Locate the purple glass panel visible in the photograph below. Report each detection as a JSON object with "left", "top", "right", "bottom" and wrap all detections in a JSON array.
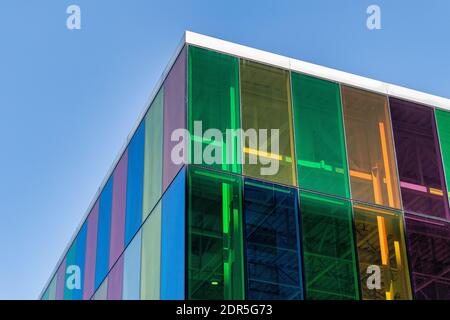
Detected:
[
  {"left": 83, "top": 200, "right": 99, "bottom": 300},
  {"left": 107, "top": 256, "right": 124, "bottom": 300},
  {"left": 405, "top": 213, "right": 450, "bottom": 299},
  {"left": 109, "top": 151, "right": 128, "bottom": 268},
  {"left": 55, "top": 257, "right": 66, "bottom": 300},
  {"left": 163, "top": 47, "right": 186, "bottom": 192},
  {"left": 390, "top": 98, "right": 449, "bottom": 219}
]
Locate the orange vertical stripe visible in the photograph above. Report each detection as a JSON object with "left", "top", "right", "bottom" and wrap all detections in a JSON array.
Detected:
[
  {"left": 377, "top": 215, "right": 389, "bottom": 266},
  {"left": 379, "top": 122, "right": 395, "bottom": 207}
]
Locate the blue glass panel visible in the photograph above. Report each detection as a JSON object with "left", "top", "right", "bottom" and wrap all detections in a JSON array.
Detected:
[
  {"left": 125, "top": 122, "right": 145, "bottom": 246},
  {"left": 95, "top": 177, "right": 113, "bottom": 290},
  {"left": 161, "top": 168, "right": 186, "bottom": 299},
  {"left": 64, "top": 242, "right": 76, "bottom": 300},
  {"left": 123, "top": 230, "right": 142, "bottom": 300},
  {"left": 243, "top": 179, "right": 304, "bottom": 299}
]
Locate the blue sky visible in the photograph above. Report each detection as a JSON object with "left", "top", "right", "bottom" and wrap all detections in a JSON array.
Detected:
[{"left": 1, "top": 0, "right": 449, "bottom": 299}]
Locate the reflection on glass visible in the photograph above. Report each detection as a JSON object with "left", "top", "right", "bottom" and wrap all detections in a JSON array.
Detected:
[
  {"left": 405, "top": 214, "right": 450, "bottom": 300},
  {"left": 353, "top": 204, "right": 412, "bottom": 300},
  {"left": 299, "top": 191, "right": 359, "bottom": 299},
  {"left": 187, "top": 167, "right": 245, "bottom": 300},
  {"left": 244, "top": 179, "right": 303, "bottom": 300},
  {"left": 341, "top": 86, "right": 401, "bottom": 209},
  {"left": 292, "top": 73, "right": 350, "bottom": 198},
  {"left": 188, "top": 46, "right": 241, "bottom": 174},
  {"left": 240, "top": 59, "right": 296, "bottom": 186}
]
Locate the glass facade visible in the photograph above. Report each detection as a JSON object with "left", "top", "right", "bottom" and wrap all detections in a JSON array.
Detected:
[
  {"left": 243, "top": 179, "right": 303, "bottom": 300},
  {"left": 188, "top": 46, "right": 241, "bottom": 174},
  {"left": 341, "top": 86, "right": 401, "bottom": 209},
  {"left": 240, "top": 59, "right": 297, "bottom": 186},
  {"left": 436, "top": 109, "right": 450, "bottom": 207},
  {"left": 353, "top": 204, "right": 411, "bottom": 300},
  {"left": 143, "top": 89, "right": 164, "bottom": 221},
  {"left": 291, "top": 73, "right": 350, "bottom": 198},
  {"left": 125, "top": 122, "right": 145, "bottom": 247},
  {"left": 390, "top": 98, "right": 449, "bottom": 219},
  {"left": 141, "top": 202, "right": 162, "bottom": 300},
  {"left": 187, "top": 167, "right": 245, "bottom": 300},
  {"left": 41, "top": 39, "right": 450, "bottom": 301},
  {"left": 299, "top": 192, "right": 359, "bottom": 300},
  {"left": 95, "top": 177, "right": 113, "bottom": 291},
  {"left": 163, "top": 48, "right": 186, "bottom": 191},
  {"left": 404, "top": 214, "right": 450, "bottom": 299},
  {"left": 160, "top": 169, "right": 186, "bottom": 299}
]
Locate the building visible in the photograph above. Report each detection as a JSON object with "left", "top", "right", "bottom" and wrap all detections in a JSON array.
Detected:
[{"left": 40, "top": 31, "right": 450, "bottom": 300}]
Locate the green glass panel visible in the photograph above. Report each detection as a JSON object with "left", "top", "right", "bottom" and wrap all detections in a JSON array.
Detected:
[
  {"left": 187, "top": 167, "right": 245, "bottom": 300},
  {"left": 299, "top": 191, "right": 359, "bottom": 300},
  {"left": 188, "top": 46, "right": 241, "bottom": 174},
  {"left": 140, "top": 202, "right": 162, "bottom": 300},
  {"left": 435, "top": 109, "right": 450, "bottom": 202},
  {"left": 143, "top": 88, "right": 164, "bottom": 220},
  {"left": 240, "top": 59, "right": 297, "bottom": 186},
  {"left": 292, "top": 73, "right": 350, "bottom": 198}
]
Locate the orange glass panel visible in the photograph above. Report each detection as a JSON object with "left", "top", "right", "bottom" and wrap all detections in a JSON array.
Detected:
[{"left": 341, "top": 86, "right": 401, "bottom": 209}]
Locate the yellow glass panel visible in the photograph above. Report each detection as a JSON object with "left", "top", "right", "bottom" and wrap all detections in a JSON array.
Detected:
[
  {"left": 341, "top": 86, "right": 401, "bottom": 209},
  {"left": 353, "top": 204, "right": 412, "bottom": 300},
  {"left": 240, "top": 59, "right": 296, "bottom": 186}
]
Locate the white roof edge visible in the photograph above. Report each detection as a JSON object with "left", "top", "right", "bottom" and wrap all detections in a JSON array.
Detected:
[
  {"left": 185, "top": 31, "right": 450, "bottom": 110},
  {"left": 39, "top": 32, "right": 187, "bottom": 299}
]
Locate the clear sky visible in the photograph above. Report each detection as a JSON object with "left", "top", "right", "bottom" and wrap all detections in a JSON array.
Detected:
[{"left": 1, "top": 0, "right": 449, "bottom": 299}]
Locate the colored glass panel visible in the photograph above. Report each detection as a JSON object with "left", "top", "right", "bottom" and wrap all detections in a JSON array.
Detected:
[
  {"left": 122, "top": 230, "right": 141, "bottom": 300},
  {"left": 341, "top": 86, "right": 401, "bottom": 209},
  {"left": 72, "top": 222, "right": 87, "bottom": 300},
  {"left": 95, "top": 177, "right": 113, "bottom": 290},
  {"left": 436, "top": 109, "right": 450, "bottom": 207},
  {"left": 64, "top": 238, "right": 77, "bottom": 300},
  {"left": 143, "top": 88, "right": 164, "bottom": 221},
  {"left": 125, "top": 122, "right": 145, "bottom": 246},
  {"left": 240, "top": 59, "right": 296, "bottom": 186},
  {"left": 405, "top": 214, "right": 450, "bottom": 299},
  {"left": 83, "top": 200, "right": 99, "bottom": 300},
  {"left": 187, "top": 167, "right": 245, "bottom": 300},
  {"left": 163, "top": 47, "right": 186, "bottom": 191},
  {"left": 244, "top": 179, "right": 303, "bottom": 300},
  {"left": 107, "top": 256, "right": 124, "bottom": 300},
  {"left": 299, "top": 192, "right": 359, "bottom": 299},
  {"left": 353, "top": 204, "right": 412, "bottom": 300},
  {"left": 161, "top": 168, "right": 186, "bottom": 299},
  {"left": 390, "top": 98, "right": 449, "bottom": 219},
  {"left": 55, "top": 257, "right": 66, "bottom": 300},
  {"left": 188, "top": 46, "right": 241, "bottom": 174},
  {"left": 109, "top": 151, "right": 128, "bottom": 268},
  {"left": 141, "top": 202, "right": 162, "bottom": 300},
  {"left": 291, "top": 73, "right": 350, "bottom": 198}
]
